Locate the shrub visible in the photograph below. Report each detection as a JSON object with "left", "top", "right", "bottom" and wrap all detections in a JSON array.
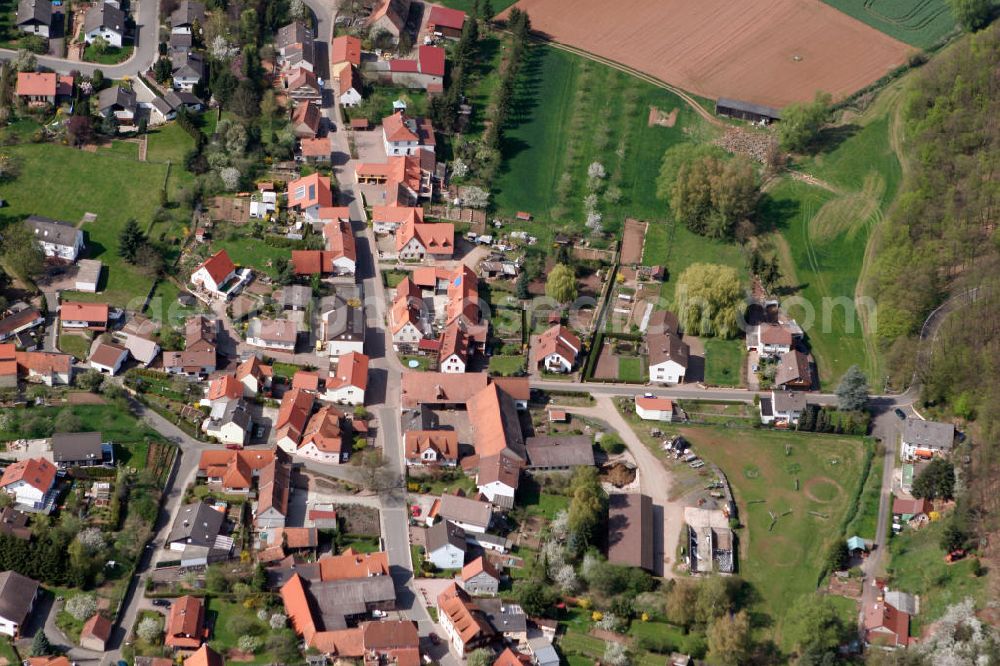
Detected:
[
  {"left": 238, "top": 635, "right": 264, "bottom": 654},
  {"left": 66, "top": 594, "right": 97, "bottom": 621},
  {"left": 136, "top": 615, "right": 163, "bottom": 643}
]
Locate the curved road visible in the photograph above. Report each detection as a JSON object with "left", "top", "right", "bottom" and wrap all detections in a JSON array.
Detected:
[{"left": 0, "top": 0, "right": 160, "bottom": 77}]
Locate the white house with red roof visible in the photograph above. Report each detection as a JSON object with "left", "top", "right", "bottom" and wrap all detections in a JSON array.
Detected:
[
  {"left": 395, "top": 218, "right": 454, "bottom": 260},
  {"left": 60, "top": 302, "right": 109, "bottom": 331},
  {"left": 0, "top": 457, "right": 56, "bottom": 508},
  {"left": 381, "top": 111, "right": 435, "bottom": 156},
  {"left": 324, "top": 351, "right": 368, "bottom": 406},
  {"left": 438, "top": 323, "right": 470, "bottom": 374},
  {"left": 635, "top": 396, "right": 674, "bottom": 422},
  {"left": 331, "top": 35, "right": 361, "bottom": 77},
  {"left": 322, "top": 219, "right": 357, "bottom": 276},
  {"left": 296, "top": 406, "right": 348, "bottom": 464},
  {"left": 535, "top": 324, "right": 581, "bottom": 373},
  {"left": 287, "top": 173, "right": 334, "bottom": 221},
  {"left": 190, "top": 249, "right": 237, "bottom": 296}
]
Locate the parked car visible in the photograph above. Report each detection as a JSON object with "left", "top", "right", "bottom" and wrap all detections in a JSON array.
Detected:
[
  {"left": 152, "top": 599, "right": 171, "bottom": 607},
  {"left": 894, "top": 408, "right": 906, "bottom": 420}
]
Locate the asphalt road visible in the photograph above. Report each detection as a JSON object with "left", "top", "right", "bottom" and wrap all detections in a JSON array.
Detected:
[{"left": 0, "top": 0, "right": 160, "bottom": 77}]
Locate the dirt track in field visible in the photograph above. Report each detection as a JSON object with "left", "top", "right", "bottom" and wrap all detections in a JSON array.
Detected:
[{"left": 508, "top": 0, "right": 913, "bottom": 107}]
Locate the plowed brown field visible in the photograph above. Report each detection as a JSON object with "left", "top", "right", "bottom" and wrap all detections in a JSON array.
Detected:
[{"left": 509, "top": 0, "right": 913, "bottom": 107}]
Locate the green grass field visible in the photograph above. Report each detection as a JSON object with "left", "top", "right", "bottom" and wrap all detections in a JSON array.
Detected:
[
  {"left": 617, "top": 355, "right": 643, "bottom": 382},
  {"left": 6, "top": 404, "right": 168, "bottom": 444},
  {"left": 58, "top": 332, "right": 92, "bottom": 359},
  {"left": 679, "top": 425, "right": 866, "bottom": 647},
  {"left": 703, "top": 338, "right": 744, "bottom": 386},
  {"left": 846, "top": 451, "right": 884, "bottom": 540},
  {"left": 488, "top": 354, "right": 526, "bottom": 376},
  {"left": 494, "top": 44, "right": 711, "bottom": 242},
  {"left": 761, "top": 102, "right": 901, "bottom": 388},
  {"left": 819, "top": 0, "right": 956, "bottom": 48},
  {"left": 645, "top": 222, "right": 746, "bottom": 302},
  {"left": 0, "top": 133, "right": 189, "bottom": 308},
  {"left": 438, "top": 0, "right": 517, "bottom": 15},
  {"left": 887, "top": 519, "right": 986, "bottom": 633}
]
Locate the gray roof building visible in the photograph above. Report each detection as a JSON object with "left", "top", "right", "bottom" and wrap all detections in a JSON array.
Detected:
[
  {"left": 772, "top": 390, "right": 807, "bottom": 413},
  {"left": 525, "top": 435, "right": 595, "bottom": 470},
  {"left": 426, "top": 519, "right": 466, "bottom": 554},
  {"left": 301, "top": 576, "right": 396, "bottom": 631},
  {"left": 97, "top": 85, "right": 137, "bottom": 115},
  {"left": 24, "top": 215, "right": 78, "bottom": 250},
  {"left": 16, "top": 0, "right": 51, "bottom": 28},
  {"left": 0, "top": 570, "right": 39, "bottom": 628},
  {"left": 170, "top": 51, "right": 205, "bottom": 79},
  {"left": 168, "top": 501, "right": 225, "bottom": 548},
  {"left": 438, "top": 494, "right": 492, "bottom": 531},
  {"left": 607, "top": 493, "right": 654, "bottom": 572},
  {"left": 281, "top": 284, "right": 312, "bottom": 310},
  {"left": 476, "top": 598, "right": 526, "bottom": 635},
  {"left": 902, "top": 419, "right": 955, "bottom": 451},
  {"left": 170, "top": 0, "right": 204, "bottom": 28},
  {"left": 648, "top": 331, "right": 689, "bottom": 369},
  {"left": 51, "top": 431, "right": 103, "bottom": 465},
  {"left": 84, "top": 2, "right": 125, "bottom": 36}
]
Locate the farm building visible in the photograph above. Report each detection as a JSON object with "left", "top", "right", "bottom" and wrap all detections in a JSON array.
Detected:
[{"left": 715, "top": 97, "right": 781, "bottom": 123}]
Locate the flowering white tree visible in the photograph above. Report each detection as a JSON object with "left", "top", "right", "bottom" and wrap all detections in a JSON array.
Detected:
[
  {"left": 917, "top": 598, "right": 1000, "bottom": 663},
  {"left": 462, "top": 186, "right": 490, "bottom": 209},
  {"left": 136, "top": 616, "right": 162, "bottom": 642},
  {"left": 66, "top": 595, "right": 97, "bottom": 621},
  {"left": 210, "top": 35, "right": 231, "bottom": 60},
  {"left": 586, "top": 211, "right": 603, "bottom": 231},
  {"left": 554, "top": 564, "right": 579, "bottom": 594},
  {"left": 451, "top": 158, "right": 469, "bottom": 179},
  {"left": 256, "top": 609, "right": 269, "bottom": 621},
  {"left": 76, "top": 528, "right": 106, "bottom": 553},
  {"left": 220, "top": 167, "right": 241, "bottom": 190},
  {"left": 604, "top": 641, "right": 630, "bottom": 666},
  {"left": 269, "top": 613, "right": 287, "bottom": 629},
  {"left": 550, "top": 510, "right": 570, "bottom": 541},
  {"left": 588, "top": 161, "right": 606, "bottom": 180},
  {"left": 595, "top": 613, "right": 620, "bottom": 631},
  {"left": 238, "top": 635, "right": 264, "bottom": 653},
  {"left": 581, "top": 552, "right": 601, "bottom": 579}
]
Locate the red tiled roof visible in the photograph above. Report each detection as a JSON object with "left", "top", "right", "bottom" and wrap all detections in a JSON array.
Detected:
[
  {"left": 396, "top": 219, "right": 455, "bottom": 255},
  {"left": 636, "top": 396, "right": 673, "bottom": 411},
  {"left": 183, "top": 645, "right": 223, "bottom": 666},
  {"left": 80, "top": 614, "right": 112, "bottom": 642},
  {"left": 427, "top": 6, "right": 466, "bottom": 31},
  {"left": 291, "top": 100, "right": 321, "bottom": 132},
  {"left": 323, "top": 219, "right": 356, "bottom": 263},
  {"left": 194, "top": 249, "right": 236, "bottom": 284},
  {"left": 198, "top": 449, "right": 277, "bottom": 489},
  {"left": 16, "top": 72, "right": 57, "bottom": 97},
  {"left": 60, "top": 301, "right": 109, "bottom": 323},
  {"left": 404, "top": 430, "right": 459, "bottom": 462},
  {"left": 281, "top": 574, "right": 316, "bottom": 641},
  {"left": 300, "top": 136, "right": 331, "bottom": 157},
  {"left": 331, "top": 35, "right": 361, "bottom": 65},
  {"left": 892, "top": 497, "right": 932, "bottom": 516},
  {"left": 208, "top": 373, "right": 242, "bottom": 400},
  {"left": 0, "top": 457, "right": 56, "bottom": 493},
  {"left": 291, "top": 249, "right": 335, "bottom": 275},
  {"left": 461, "top": 555, "right": 498, "bottom": 582},
  {"left": 275, "top": 388, "right": 315, "bottom": 445},
  {"left": 864, "top": 601, "right": 909, "bottom": 646},
  {"left": 287, "top": 172, "right": 333, "bottom": 210},
  {"left": 300, "top": 405, "right": 345, "bottom": 454},
  {"left": 327, "top": 351, "right": 369, "bottom": 391},
  {"left": 317, "top": 548, "right": 390, "bottom": 580},
  {"left": 382, "top": 111, "right": 420, "bottom": 142},
  {"left": 165, "top": 595, "right": 204, "bottom": 649},
  {"left": 292, "top": 370, "right": 321, "bottom": 391},
  {"left": 89, "top": 342, "right": 127, "bottom": 367},
  {"left": 270, "top": 526, "right": 318, "bottom": 549},
  {"left": 417, "top": 45, "right": 446, "bottom": 77},
  {"left": 373, "top": 206, "right": 424, "bottom": 225}
]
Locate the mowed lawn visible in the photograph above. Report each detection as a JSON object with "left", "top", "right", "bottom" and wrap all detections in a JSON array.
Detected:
[
  {"left": 761, "top": 104, "right": 901, "bottom": 388},
  {"left": 703, "top": 338, "right": 744, "bottom": 386},
  {"left": 680, "top": 425, "right": 866, "bottom": 647},
  {"left": 0, "top": 139, "right": 185, "bottom": 308},
  {"left": 494, "top": 44, "right": 708, "bottom": 241},
  {"left": 818, "top": 0, "right": 955, "bottom": 48}
]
